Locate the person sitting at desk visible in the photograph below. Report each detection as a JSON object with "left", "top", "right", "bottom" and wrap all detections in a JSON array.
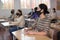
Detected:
[
  {"left": 9, "top": 9, "right": 25, "bottom": 40},
  {"left": 31, "top": 7, "right": 40, "bottom": 20},
  {"left": 25, "top": 4, "right": 52, "bottom": 36},
  {"left": 8, "top": 9, "right": 15, "bottom": 21},
  {"left": 52, "top": 8, "right": 57, "bottom": 19}
]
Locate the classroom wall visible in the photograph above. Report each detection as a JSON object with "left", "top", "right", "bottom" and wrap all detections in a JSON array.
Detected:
[
  {"left": 0, "top": 0, "right": 31, "bottom": 17},
  {"left": 0, "top": 0, "right": 60, "bottom": 17}
]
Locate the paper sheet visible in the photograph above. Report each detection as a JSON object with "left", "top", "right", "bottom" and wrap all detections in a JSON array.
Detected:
[
  {"left": 21, "top": 36, "right": 35, "bottom": 40},
  {"left": 25, "top": 19, "right": 35, "bottom": 21},
  {"left": 21, "top": 29, "right": 35, "bottom": 40},
  {"left": 1, "top": 22, "right": 10, "bottom": 26},
  {"left": 24, "top": 36, "right": 35, "bottom": 40}
]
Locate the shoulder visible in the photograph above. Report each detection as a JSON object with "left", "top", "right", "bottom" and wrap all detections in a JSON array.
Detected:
[
  {"left": 20, "top": 15, "right": 24, "bottom": 18},
  {"left": 19, "top": 15, "right": 24, "bottom": 19}
]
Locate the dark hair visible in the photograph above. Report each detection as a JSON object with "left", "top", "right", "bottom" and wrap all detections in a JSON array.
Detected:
[
  {"left": 53, "top": 8, "right": 56, "bottom": 12},
  {"left": 18, "top": 9, "right": 22, "bottom": 15},
  {"left": 50, "top": 19, "right": 57, "bottom": 23},
  {"left": 34, "top": 7, "right": 38, "bottom": 12},
  {"left": 16, "top": 9, "right": 22, "bottom": 17},
  {"left": 31, "top": 9, "right": 33, "bottom": 10},
  {"left": 39, "top": 4, "right": 49, "bottom": 14},
  {"left": 11, "top": 9, "right": 15, "bottom": 14},
  {"left": 53, "top": 8, "right": 56, "bottom": 10}
]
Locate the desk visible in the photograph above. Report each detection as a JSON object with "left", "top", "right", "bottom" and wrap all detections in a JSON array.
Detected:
[
  {"left": 0, "top": 19, "right": 11, "bottom": 40},
  {"left": 51, "top": 23, "right": 60, "bottom": 40},
  {"left": 12, "top": 29, "right": 51, "bottom": 40}
]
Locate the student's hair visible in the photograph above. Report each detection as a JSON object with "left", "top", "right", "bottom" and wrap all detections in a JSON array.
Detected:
[
  {"left": 39, "top": 4, "right": 49, "bottom": 15},
  {"left": 16, "top": 9, "right": 22, "bottom": 17},
  {"left": 34, "top": 7, "right": 38, "bottom": 12},
  {"left": 31, "top": 9, "right": 33, "bottom": 10},
  {"left": 18, "top": 9, "right": 22, "bottom": 14},
  {"left": 11, "top": 9, "right": 15, "bottom": 14},
  {"left": 53, "top": 8, "right": 56, "bottom": 13},
  {"left": 50, "top": 19, "right": 57, "bottom": 23}
]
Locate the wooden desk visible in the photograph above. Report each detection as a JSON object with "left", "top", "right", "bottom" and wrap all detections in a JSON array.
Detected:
[
  {"left": 12, "top": 29, "right": 51, "bottom": 40},
  {"left": 0, "top": 19, "right": 11, "bottom": 40},
  {"left": 51, "top": 23, "right": 60, "bottom": 40}
]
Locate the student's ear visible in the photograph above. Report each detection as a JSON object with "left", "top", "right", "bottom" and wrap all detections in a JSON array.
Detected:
[{"left": 41, "top": 9, "right": 44, "bottom": 13}]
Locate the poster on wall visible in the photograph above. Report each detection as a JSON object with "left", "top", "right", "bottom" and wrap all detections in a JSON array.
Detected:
[{"left": 57, "top": 0, "right": 60, "bottom": 10}]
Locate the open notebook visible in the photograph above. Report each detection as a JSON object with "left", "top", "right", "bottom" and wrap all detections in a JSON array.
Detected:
[
  {"left": 25, "top": 19, "right": 35, "bottom": 21},
  {"left": 21, "top": 36, "right": 35, "bottom": 40},
  {"left": 12, "top": 28, "right": 35, "bottom": 40},
  {"left": 1, "top": 22, "right": 10, "bottom": 26}
]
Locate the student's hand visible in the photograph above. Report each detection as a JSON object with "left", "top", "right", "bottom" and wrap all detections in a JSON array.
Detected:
[
  {"left": 25, "top": 31, "right": 47, "bottom": 36},
  {"left": 25, "top": 31, "right": 35, "bottom": 35}
]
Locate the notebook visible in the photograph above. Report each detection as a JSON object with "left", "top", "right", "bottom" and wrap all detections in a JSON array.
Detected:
[{"left": 1, "top": 22, "right": 10, "bottom": 26}]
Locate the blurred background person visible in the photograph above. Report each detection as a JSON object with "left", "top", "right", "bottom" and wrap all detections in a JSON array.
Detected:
[
  {"left": 8, "top": 9, "right": 15, "bottom": 21},
  {"left": 31, "top": 7, "right": 40, "bottom": 20},
  {"left": 52, "top": 8, "right": 57, "bottom": 19}
]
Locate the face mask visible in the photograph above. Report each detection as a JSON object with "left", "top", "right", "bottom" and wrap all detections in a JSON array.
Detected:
[
  {"left": 16, "top": 13, "right": 19, "bottom": 16},
  {"left": 16, "top": 13, "right": 22, "bottom": 17}
]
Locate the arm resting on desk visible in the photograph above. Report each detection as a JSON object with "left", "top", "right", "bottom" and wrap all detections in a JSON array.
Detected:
[
  {"left": 26, "top": 31, "right": 47, "bottom": 36},
  {"left": 10, "top": 22, "right": 19, "bottom": 25}
]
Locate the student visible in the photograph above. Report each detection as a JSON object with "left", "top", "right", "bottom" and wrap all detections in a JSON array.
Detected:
[
  {"left": 14, "top": 9, "right": 25, "bottom": 28},
  {"left": 31, "top": 7, "right": 39, "bottom": 19},
  {"left": 9, "top": 9, "right": 25, "bottom": 40},
  {"left": 25, "top": 4, "right": 52, "bottom": 36},
  {"left": 52, "top": 8, "right": 57, "bottom": 19},
  {"left": 9, "top": 9, "right": 15, "bottom": 21},
  {"left": 49, "top": 8, "right": 57, "bottom": 19}
]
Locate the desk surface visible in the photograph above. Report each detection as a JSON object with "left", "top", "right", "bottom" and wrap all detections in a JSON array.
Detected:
[
  {"left": 12, "top": 29, "right": 51, "bottom": 40},
  {"left": 0, "top": 19, "right": 11, "bottom": 40}
]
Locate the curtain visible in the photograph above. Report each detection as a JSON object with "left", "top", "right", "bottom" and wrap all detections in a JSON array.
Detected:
[
  {"left": 1, "top": 0, "right": 14, "bottom": 9},
  {"left": 20, "top": 0, "right": 50, "bottom": 9}
]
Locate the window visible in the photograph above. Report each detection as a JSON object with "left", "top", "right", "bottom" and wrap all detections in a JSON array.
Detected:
[
  {"left": 21, "top": 0, "right": 31, "bottom": 9},
  {"left": 20, "top": 0, "right": 50, "bottom": 9},
  {"left": 1, "top": 0, "right": 14, "bottom": 9}
]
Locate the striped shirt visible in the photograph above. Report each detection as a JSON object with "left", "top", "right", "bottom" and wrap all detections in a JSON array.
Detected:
[{"left": 34, "top": 14, "right": 51, "bottom": 33}]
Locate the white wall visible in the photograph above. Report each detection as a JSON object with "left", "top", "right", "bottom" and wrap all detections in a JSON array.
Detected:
[{"left": 0, "top": 0, "right": 60, "bottom": 17}]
